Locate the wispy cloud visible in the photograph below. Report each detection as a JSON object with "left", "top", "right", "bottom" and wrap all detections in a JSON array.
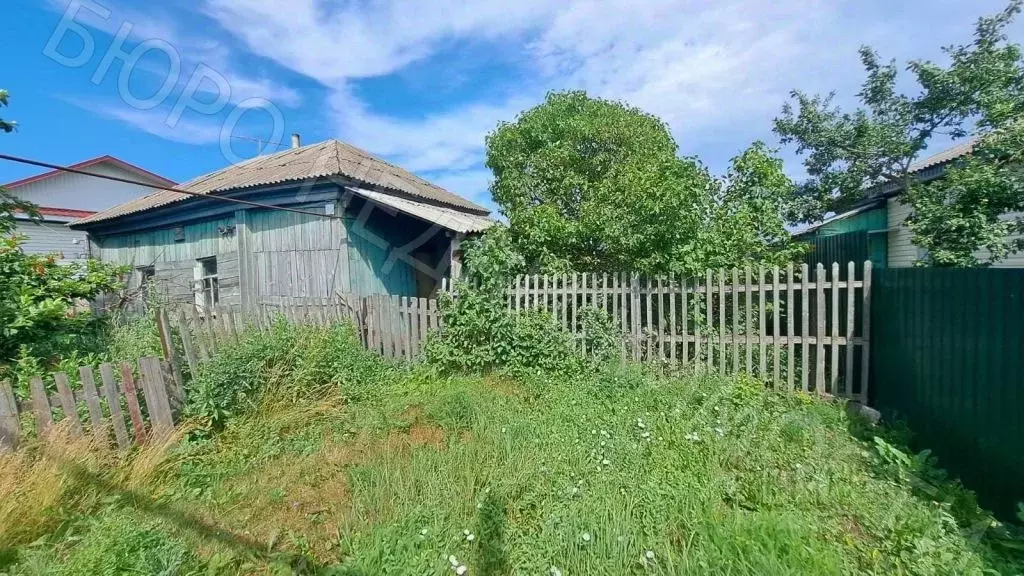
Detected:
[
  {"left": 46, "top": 0, "right": 301, "bottom": 108},
  {"left": 95, "top": 105, "right": 223, "bottom": 144}
]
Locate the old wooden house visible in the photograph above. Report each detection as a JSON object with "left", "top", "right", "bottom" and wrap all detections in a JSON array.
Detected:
[{"left": 71, "top": 137, "right": 494, "bottom": 312}]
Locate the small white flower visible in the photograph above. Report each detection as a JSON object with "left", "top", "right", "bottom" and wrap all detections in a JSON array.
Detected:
[
  {"left": 591, "top": 429, "right": 597, "bottom": 434},
  {"left": 448, "top": 555, "right": 459, "bottom": 566},
  {"left": 550, "top": 567, "right": 563, "bottom": 576},
  {"left": 466, "top": 534, "right": 475, "bottom": 542},
  {"left": 463, "top": 529, "right": 470, "bottom": 536},
  {"left": 421, "top": 528, "right": 428, "bottom": 535},
  {"left": 600, "top": 441, "right": 606, "bottom": 447},
  {"left": 572, "top": 486, "right": 579, "bottom": 495},
  {"left": 645, "top": 550, "right": 656, "bottom": 560},
  {"left": 601, "top": 459, "right": 610, "bottom": 466},
  {"left": 501, "top": 427, "right": 507, "bottom": 433},
  {"left": 581, "top": 532, "right": 592, "bottom": 542},
  {"left": 456, "top": 565, "right": 468, "bottom": 575}
]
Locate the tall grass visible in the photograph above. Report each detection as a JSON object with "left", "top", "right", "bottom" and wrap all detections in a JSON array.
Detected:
[{"left": 2, "top": 322, "right": 1021, "bottom": 575}]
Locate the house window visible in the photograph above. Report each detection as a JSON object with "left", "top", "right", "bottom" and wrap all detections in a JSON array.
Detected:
[{"left": 195, "top": 257, "right": 219, "bottom": 314}]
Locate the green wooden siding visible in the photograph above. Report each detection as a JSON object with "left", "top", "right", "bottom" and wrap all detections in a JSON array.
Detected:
[
  {"left": 872, "top": 268, "right": 1024, "bottom": 519},
  {"left": 810, "top": 206, "right": 887, "bottom": 236},
  {"left": 247, "top": 207, "right": 352, "bottom": 301},
  {"left": 801, "top": 207, "right": 888, "bottom": 270},
  {"left": 91, "top": 216, "right": 237, "bottom": 264},
  {"left": 346, "top": 218, "right": 419, "bottom": 297}
]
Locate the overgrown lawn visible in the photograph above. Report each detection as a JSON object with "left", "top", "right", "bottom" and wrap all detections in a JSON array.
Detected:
[{"left": 1, "top": 324, "right": 1021, "bottom": 575}]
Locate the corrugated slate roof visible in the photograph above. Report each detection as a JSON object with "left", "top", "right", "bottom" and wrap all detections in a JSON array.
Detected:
[
  {"left": 349, "top": 187, "right": 496, "bottom": 233},
  {"left": 75, "top": 139, "right": 489, "bottom": 226},
  {"left": 907, "top": 137, "right": 978, "bottom": 173}
]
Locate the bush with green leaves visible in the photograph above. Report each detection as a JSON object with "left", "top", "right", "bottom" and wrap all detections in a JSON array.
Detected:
[
  {"left": 425, "top": 285, "right": 582, "bottom": 378},
  {"left": 0, "top": 87, "right": 127, "bottom": 375},
  {"left": 185, "top": 319, "right": 394, "bottom": 431}
]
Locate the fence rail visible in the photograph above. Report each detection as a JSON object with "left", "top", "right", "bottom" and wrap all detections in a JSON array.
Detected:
[{"left": 0, "top": 357, "right": 179, "bottom": 452}]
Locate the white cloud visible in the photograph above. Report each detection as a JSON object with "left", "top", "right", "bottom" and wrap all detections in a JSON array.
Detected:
[
  {"left": 201, "top": 0, "right": 557, "bottom": 83},
  {"left": 52, "top": 0, "right": 1024, "bottom": 200},
  {"left": 202, "top": 0, "right": 838, "bottom": 177},
  {"left": 96, "top": 106, "right": 223, "bottom": 144},
  {"left": 46, "top": 0, "right": 301, "bottom": 108},
  {"left": 329, "top": 88, "right": 535, "bottom": 173}
]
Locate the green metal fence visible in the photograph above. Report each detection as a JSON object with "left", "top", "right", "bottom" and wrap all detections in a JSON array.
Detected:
[{"left": 872, "top": 268, "right": 1024, "bottom": 518}]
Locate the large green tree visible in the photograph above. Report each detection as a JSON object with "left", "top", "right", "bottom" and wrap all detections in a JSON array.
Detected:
[
  {"left": 485, "top": 90, "right": 800, "bottom": 277},
  {"left": 775, "top": 1, "right": 1024, "bottom": 266}
]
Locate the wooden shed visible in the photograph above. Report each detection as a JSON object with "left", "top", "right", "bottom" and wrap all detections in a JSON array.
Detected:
[{"left": 71, "top": 138, "right": 494, "bottom": 312}]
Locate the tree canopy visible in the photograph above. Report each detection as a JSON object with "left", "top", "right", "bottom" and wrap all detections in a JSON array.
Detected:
[
  {"left": 484, "top": 90, "right": 801, "bottom": 277},
  {"left": 775, "top": 1, "right": 1024, "bottom": 266}
]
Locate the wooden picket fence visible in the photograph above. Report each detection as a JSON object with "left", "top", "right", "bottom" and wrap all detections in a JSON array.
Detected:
[
  {"left": 0, "top": 357, "right": 181, "bottom": 452},
  {"left": 156, "top": 261, "right": 871, "bottom": 401},
  {"left": 163, "top": 293, "right": 443, "bottom": 376},
  {"left": 506, "top": 261, "right": 872, "bottom": 400}
]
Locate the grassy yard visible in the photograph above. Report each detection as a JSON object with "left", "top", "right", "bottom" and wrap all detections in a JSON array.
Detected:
[{"left": 1, "top": 324, "right": 1021, "bottom": 575}]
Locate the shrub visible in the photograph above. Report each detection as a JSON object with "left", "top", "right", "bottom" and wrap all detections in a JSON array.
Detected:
[
  {"left": 185, "top": 319, "right": 394, "bottom": 431},
  {"left": 424, "top": 283, "right": 581, "bottom": 378}
]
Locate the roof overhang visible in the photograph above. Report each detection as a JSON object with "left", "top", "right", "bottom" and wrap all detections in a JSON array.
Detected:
[
  {"left": 793, "top": 199, "right": 886, "bottom": 238},
  {"left": 347, "top": 186, "right": 495, "bottom": 234}
]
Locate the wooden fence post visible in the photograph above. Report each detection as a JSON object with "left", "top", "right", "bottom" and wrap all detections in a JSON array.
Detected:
[
  {"left": 801, "top": 264, "right": 810, "bottom": 392},
  {"left": 830, "top": 262, "right": 840, "bottom": 392},
  {"left": 860, "top": 260, "right": 872, "bottom": 403},
  {"left": 29, "top": 376, "right": 52, "bottom": 436},
  {"left": 758, "top": 266, "right": 767, "bottom": 379},
  {"left": 786, "top": 263, "right": 795, "bottom": 391},
  {"left": 815, "top": 263, "right": 826, "bottom": 394},
  {"left": 53, "top": 372, "right": 84, "bottom": 437},
  {"left": 176, "top": 309, "right": 200, "bottom": 377},
  {"left": 79, "top": 367, "right": 107, "bottom": 445},
  {"left": 156, "top": 308, "right": 185, "bottom": 396},
  {"left": 845, "top": 261, "right": 856, "bottom": 397},
  {"left": 99, "top": 364, "right": 130, "bottom": 449},
  {"left": 0, "top": 380, "right": 19, "bottom": 451},
  {"left": 138, "top": 357, "right": 174, "bottom": 433},
  {"left": 630, "top": 273, "right": 641, "bottom": 361},
  {"left": 119, "top": 363, "right": 147, "bottom": 444}
]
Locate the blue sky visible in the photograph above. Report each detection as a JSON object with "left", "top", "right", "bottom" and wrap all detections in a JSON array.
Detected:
[{"left": 3, "top": 0, "right": 1021, "bottom": 214}]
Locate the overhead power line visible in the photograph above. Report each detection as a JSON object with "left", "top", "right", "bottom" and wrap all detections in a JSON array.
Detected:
[{"left": 0, "top": 153, "right": 339, "bottom": 221}]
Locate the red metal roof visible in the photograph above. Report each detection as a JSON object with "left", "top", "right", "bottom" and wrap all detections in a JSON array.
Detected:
[
  {"left": 3, "top": 155, "right": 176, "bottom": 189},
  {"left": 37, "top": 207, "right": 96, "bottom": 218}
]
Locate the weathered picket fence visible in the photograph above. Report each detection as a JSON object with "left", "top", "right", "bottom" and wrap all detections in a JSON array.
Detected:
[
  {"left": 162, "top": 292, "right": 443, "bottom": 376},
  {"left": 157, "top": 261, "right": 870, "bottom": 401},
  {"left": 506, "top": 261, "right": 871, "bottom": 401},
  {"left": 0, "top": 357, "right": 180, "bottom": 452}
]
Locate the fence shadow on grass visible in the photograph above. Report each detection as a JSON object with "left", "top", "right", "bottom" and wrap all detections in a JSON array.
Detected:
[{"left": 61, "top": 459, "right": 320, "bottom": 573}]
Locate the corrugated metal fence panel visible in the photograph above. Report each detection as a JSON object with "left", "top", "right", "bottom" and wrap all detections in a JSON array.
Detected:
[
  {"left": 872, "top": 268, "right": 1024, "bottom": 518},
  {"left": 803, "top": 231, "right": 869, "bottom": 277}
]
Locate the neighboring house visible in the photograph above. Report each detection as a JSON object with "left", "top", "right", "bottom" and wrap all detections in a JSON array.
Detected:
[
  {"left": 70, "top": 137, "right": 495, "bottom": 313},
  {"left": 4, "top": 155, "right": 176, "bottom": 263},
  {"left": 797, "top": 139, "right": 1024, "bottom": 269}
]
